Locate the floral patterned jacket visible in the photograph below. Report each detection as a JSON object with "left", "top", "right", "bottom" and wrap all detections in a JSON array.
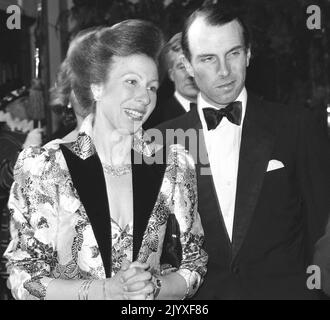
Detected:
[{"left": 4, "top": 115, "right": 207, "bottom": 300}]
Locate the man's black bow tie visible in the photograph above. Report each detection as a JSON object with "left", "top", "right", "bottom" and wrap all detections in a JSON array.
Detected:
[
  {"left": 203, "top": 101, "right": 242, "bottom": 130},
  {"left": 190, "top": 102, "right": 197, "bottom": 111}
]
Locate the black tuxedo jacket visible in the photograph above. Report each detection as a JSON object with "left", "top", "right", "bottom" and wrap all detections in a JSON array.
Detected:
[
  {"left": 144, "top": 96, "right": 186, "bottom": 130},
  {"left": 157, "top": 94, "right": 330, "bottom": 299}
]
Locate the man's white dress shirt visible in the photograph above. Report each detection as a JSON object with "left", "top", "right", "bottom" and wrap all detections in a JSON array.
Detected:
[{"left": 197, "top": 88, "right": 247, "bottom": 241}]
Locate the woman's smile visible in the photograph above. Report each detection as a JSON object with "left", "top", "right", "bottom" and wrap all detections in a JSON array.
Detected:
[{"left": 123, "top": 108, "right": 146, "bottom": 121}]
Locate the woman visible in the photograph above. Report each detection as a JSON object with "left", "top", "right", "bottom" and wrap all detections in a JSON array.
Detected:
[{"left": 4, "top": 20, "right": 207, "bottom": 300}]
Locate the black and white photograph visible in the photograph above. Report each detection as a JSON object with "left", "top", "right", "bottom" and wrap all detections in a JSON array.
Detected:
[{"left": 0, "top": 0, "right": 329, "bottom": 304}]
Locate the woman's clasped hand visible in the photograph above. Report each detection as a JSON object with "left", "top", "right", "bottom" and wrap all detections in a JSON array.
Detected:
[{"left": 103, "top": 261, "right": 154, "bottom": 300}]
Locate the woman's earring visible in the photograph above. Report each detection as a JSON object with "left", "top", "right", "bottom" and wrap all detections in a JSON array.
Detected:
[
  {"left": 91, "top": 85, "right": 102, "bottom": 102},
  {"left": 93, "top": 92, "right": 101, "bottom": 102}
]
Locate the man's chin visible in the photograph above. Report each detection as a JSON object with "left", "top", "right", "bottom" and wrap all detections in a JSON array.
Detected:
[
  {"left": 206, "top": 97, "right": 236, "bottom": 108},
  {"left": 212, "top": 90, "right": 241, "bottom": 105},
  {"left": 184, "top": 85, "right": 198, "bottom": 93},
  {"left": 182, "top": 90, "right": 198, "bottom": 101}
]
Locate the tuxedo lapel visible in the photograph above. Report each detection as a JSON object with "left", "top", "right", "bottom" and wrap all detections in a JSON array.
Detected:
[
  {"left": 157, "top": 106, "right": 232, "bottom": 256},
  {"left": 131, "top": 147, "right": 167, "bottom": 261},
  {"left": 232, "top": 96, "right": 276, "bottom": 261},
  {"left": 60, "top": 144, "right": 112, "bottom": 277},
  {"left": 171, "top": 96, "right": 187, "bottom": 116}
]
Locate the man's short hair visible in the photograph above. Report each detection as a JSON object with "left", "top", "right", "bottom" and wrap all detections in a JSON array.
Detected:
[{"left": 182, "top": 3, "right": 251, "bottom": 61}]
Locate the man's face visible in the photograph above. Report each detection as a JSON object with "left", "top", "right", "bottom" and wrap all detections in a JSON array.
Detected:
[
  {"left": 168, "top": 51, "right": 198, "bottom": 101},
  {"left": 185, "top": 18, "right": 251, "bottom": 108}
]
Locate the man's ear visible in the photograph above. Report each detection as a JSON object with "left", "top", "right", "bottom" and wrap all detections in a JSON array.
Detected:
[
  {"left": 246, "top": 46, "right": 251, "bottom": 67},
  {"left": 181, "top": 55, "right": 194, "bottom": 77},
  {"left": 90, "top": 84, "right": 103, "bottom": 102}
]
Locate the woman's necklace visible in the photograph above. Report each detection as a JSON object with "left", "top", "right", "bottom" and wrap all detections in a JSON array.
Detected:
[{"left": 101, "top": 162, "right": 132, "bottom": 176}]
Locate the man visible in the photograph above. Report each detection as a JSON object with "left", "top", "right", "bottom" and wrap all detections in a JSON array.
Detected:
[
  {"left": 158, "top": 4, "right": 330, "bottom": 299},
  {"left": 144, "top": 33, "right": 199, "bottom": 129}
]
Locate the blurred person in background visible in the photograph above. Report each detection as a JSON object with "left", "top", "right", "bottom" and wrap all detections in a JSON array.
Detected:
[
  {"left": 49, "top": 29, "right": 98, "bottom": 143},
  {"left": 144, "top": 32, "right": 199, "bottom": 129},
  {"left": 0, "top": 86, "right": 43, "bottom": 300},
  {"left": 49, "top": 60, "right": 89, "bottom": 143}
]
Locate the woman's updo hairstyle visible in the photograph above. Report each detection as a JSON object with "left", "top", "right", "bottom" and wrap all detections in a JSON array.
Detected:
[
  {"left": 67, "top": 19, "right": 164, "bottom": 111},
  {"left": 50, "top": 59, "right": 90, "bottom": 119}
]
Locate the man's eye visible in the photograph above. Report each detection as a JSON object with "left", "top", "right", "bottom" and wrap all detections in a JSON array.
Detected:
[
  {"left": 201, "top": 56, "right": 214, "bottom": 63},
  {"left": 126, "top": 79, "right": 138, "bottom": 85},
  {"left": 231, "top": 51, "right": 241, "bottom": 56}
]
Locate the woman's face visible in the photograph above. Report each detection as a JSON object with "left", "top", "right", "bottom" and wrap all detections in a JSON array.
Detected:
[{"left": 94, "top": 54, "right": 159, "bottom": 134}]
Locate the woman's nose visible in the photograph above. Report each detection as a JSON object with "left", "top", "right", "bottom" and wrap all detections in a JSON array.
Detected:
[{"left": 136, "top": 88, "right": 151, "bottom": 106}]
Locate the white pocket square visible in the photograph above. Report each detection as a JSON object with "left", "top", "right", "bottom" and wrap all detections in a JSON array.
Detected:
[{"left": 266, "top": 159, "right": 285, "bottom": 172}]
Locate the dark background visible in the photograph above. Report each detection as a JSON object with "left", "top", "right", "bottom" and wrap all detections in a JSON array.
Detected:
[
  {"left": 58, "top": 0, "right": 330, "bottom": 135},
  {"left": 0, "top": 0, "right": 329, "bottom": 132}
]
